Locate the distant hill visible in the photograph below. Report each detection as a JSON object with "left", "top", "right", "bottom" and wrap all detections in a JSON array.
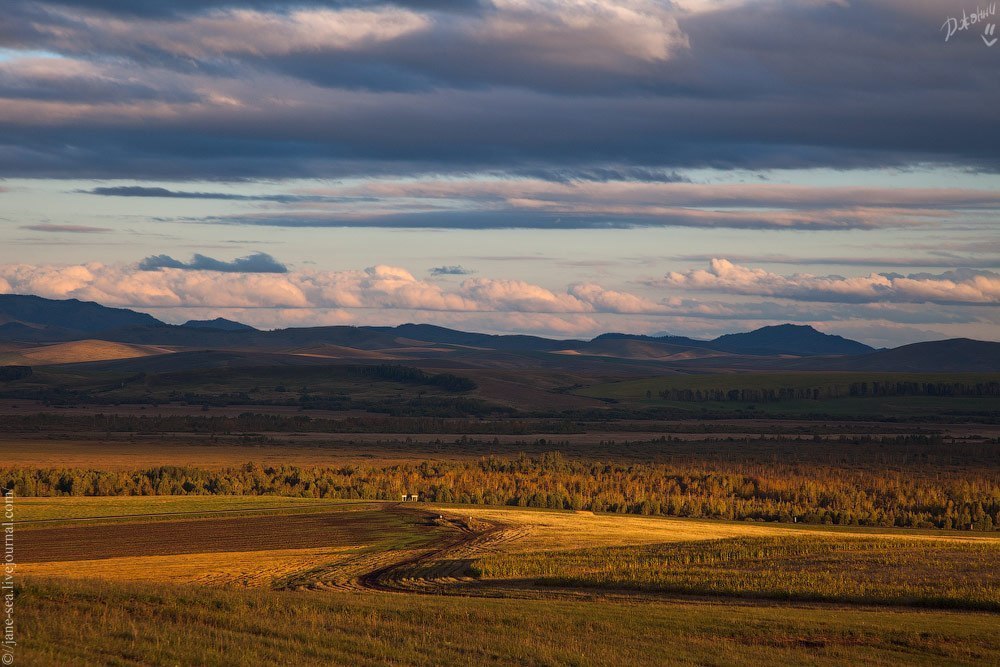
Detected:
[
  {"left": 595, "top": 325, "right": 874, "bottom": 357},
  {"left": 393, "top": 323, "right": 573, "bottom": 352},
  {"left": 182, "top": 317, "right": 256, "bottom": 332},
  {"left": 568, "top": 338, "right": 731, "bottom": 361},
  {"left": 806, "top": 338, "right": 1000, "bottom": 372},
  {"left": 709, "top": 324, "right": 874, "bottom": 356},
  {"left": 591, "top": 332, "right": 709, "bottom": 348},
  {"left": 0, "top": 294, "right": 162, "bottom": 340},
  {"left": 2, "top": 294, "right": 995, "bottom": 373}
]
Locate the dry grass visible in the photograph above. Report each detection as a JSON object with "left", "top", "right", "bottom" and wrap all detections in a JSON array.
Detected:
[
  {"left": 472, "top": 535, "right": 1000, "bottom": 610},
  {"left": 18, "top": 546, "right": 357, "bottom": 587},
  {"left": 17, "top": 577, "right": 1000, "bottom": 666},
  {"left": 16, "top": 495, "right": 361, "bottom": 523},
  {"left": 442, "top": 506, "right": 1000, "bottom": 554},
  {"left": 0, "top": 339, "right": 171, "bottom": 365}
]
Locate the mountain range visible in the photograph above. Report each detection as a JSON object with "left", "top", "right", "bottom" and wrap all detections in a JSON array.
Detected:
[{"left": 0, "top": 293, "right": 996, "bottom": 372}]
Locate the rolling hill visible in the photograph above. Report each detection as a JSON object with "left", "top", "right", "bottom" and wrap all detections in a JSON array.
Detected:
[
  {"left": 595, "top": 325, "right": 875, "bottom": 357},
  {"left": 181, "top": 318, "right": 257, "bottom": 332},
  {"left": 0, "top": 340, "right": 173, "bottom": 366},
  {"left": 0, "top": 293, "right": 995, "bottom": 373},
  {"left": 0, "top": 294, "right": 162, "bottom": 340},
  {"left": 804, "top": 339, "right": 1000, "bottom": 373},
  {"left": 709, "top": 324, "right": 875, "bottom": 356}
]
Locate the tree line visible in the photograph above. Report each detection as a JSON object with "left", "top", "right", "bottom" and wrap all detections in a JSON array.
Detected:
[
  {"left": 0, "top": 366, "right": 31, "bottom": 381},
  {"left": 4, "top": 452, "right": 997, "bottom": 531},
  {"left": 659, "top": 381, "right": 1000, "bottom": 403}
]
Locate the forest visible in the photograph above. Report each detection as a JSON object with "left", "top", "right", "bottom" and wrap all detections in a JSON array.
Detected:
[{"left": 6, "top": 448, "right": 998, "bottom": 531}]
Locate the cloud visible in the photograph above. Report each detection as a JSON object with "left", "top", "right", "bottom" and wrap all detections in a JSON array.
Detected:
[
  {"left": 19, "top": 224, "right": 111, "bottom": 233},
  {"left": 0, "top": 260, "right": 657, "bottom": 315},
  {"left": 83, "top": 185, "right": 359, "bottom": 204},
  {"left": 1, "top": 0, "right": 999, "bottom": 179},
  {"left": 662, "top": 260, "right": 1000, "bottom": 306},
  {"left": 1, "top": 260, "right": 994, "bottom": 343},
  {"left": 138, "top": 252, "right": 288, "bottom": 273},
  {"left": 429, "top": 265, "right": 474, "bottom": 276},
  {"left": 162, "top": 179, "right": 1000, "bottom": 230},
  {"left": 670, "top": 253, "right": 1000, "bottom": 270}
]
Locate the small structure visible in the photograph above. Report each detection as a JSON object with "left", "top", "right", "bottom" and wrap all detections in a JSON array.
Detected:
[{"left": 400, "top": 493, "right": 421, "bottom": 502}]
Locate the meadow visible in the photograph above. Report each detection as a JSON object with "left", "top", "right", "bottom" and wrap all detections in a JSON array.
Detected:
[
  {"left": 17, "top": 576, "right": 1000, "bottom": 667},
  {"left": 471, "top": 535, "right": 1000, "bottom": 610}
]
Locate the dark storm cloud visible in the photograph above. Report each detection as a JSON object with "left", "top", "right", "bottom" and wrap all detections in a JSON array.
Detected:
[
  {"left": 138, "top": 251, "right": 288, "bottom": 273},
  {"left": 176, "top": 206, "right": 917, "bottom": 231},
  {"left": 429, "top": 265, "right": 474, "bottom": 276},
  {"left": 0, "top": 0, "right": 998, "bottom": 179},
  {"left": 83, "top": 185, "right": 363, "bottom": 204},
  {"left": 19, "top": 223, "right": 111, "bottom": 233}
]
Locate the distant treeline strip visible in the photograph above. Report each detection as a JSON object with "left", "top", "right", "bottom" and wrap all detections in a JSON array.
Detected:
[
  {"left": 4, "top": 447, "right": 998, "bottom": 531},
  {"left": 344, "top": 365, "right": 476, "bottom": 392},
  {"left": 0, "top": 366, "right": 31, "bottom": 381},
  {"left": 3, "top": 412, "right": 958, "bottom": 435},
  {"left": 659, "top": 381, "right": 1000, "bottom": 403},
  {"left": 145, "top": 363, "right": 477, "bottom": 392}
]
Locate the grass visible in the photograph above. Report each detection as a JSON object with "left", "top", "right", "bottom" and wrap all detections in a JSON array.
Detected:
[
  {"left": 471, "top": 535, "right": 1000, "bottom": 610},
  {"left": 15, "top": 495, "right": 365, "bottom": 523},
  {"left": 15, "top": 576, "right": 1000, "bottom": 666},
  {"left": 18, "top": 547, "right": 359, "bottom": 588},
  {"left": 0, "top": 340, "right": 169, "bottom": 366},
  {"left": 18, "top": 502, "right": 444, "bottom": 588},
  {"left": 576, "top": 372, "right": 1000, "bottom": 417},
  {"left": 446, "top": 506, "right": 1000, "bottom": 553},
  {"left": 577, "top": 372, "right": 1000, "bottom": 400}
]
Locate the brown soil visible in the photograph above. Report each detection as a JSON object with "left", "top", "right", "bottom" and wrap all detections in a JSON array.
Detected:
[{"left": 19, "top": 509, "right": 436, "bottom": 563}]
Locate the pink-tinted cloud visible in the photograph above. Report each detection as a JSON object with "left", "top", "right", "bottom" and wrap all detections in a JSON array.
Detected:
[
  {"left": 662, "top": 259, "right": 1000, "bottom": 305},
  {"left": 0, "top": 261, "right": 659, "bottom": 315}
]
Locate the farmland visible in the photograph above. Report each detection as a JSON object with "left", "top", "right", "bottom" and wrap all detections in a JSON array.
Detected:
[{"left": 12, "top": 497, "right": 1000, "bottom": 665}]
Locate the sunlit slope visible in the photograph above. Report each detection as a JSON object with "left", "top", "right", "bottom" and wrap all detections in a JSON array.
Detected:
[{"left": 0, "top": 339, "right": 172, "bottom": 365}]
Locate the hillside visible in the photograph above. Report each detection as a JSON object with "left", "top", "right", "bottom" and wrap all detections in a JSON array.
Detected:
[
  {"left": 708, "top": 324, "right": 874, "bottom": 356},
  {"left": 807, "top": 339, "right": 1000, "bottom": 373},
  {"left": 181, "top": 318, "right": 256, "bottom": 332},
  {"left": 0, "top": 294, "right": 162, "bottom": 340},
  {"left": 595, "top": 325, "right": 875, "bottom": 357},
  {"left": 1, "top": 294, "right": 995, "bottom": 373},
  {"left": 0, "top": 340, "right": 173, "bottom": 366}
]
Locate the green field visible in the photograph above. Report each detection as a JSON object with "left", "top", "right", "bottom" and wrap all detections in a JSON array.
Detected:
[{"left": 576, "top": 372, "right": 1000, "bottom": 417}]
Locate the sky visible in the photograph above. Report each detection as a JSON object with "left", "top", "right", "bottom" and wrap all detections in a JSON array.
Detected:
[{"left": 0, "top": 0, "right": 998, "bottom": 346}]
